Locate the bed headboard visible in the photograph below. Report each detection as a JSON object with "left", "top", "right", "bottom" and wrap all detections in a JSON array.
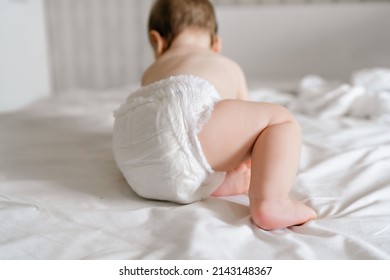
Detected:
[{"left": 44, "top": 0, "right": 390, "bottom": 92}]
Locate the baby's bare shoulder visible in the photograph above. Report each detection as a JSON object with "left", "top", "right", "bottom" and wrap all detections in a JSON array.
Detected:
[
  {"left": 208, "top": 54, "right": 248, "bottom": 99},
  {"left": 208, "top": 52, "right": 240, "bottom": 70}
]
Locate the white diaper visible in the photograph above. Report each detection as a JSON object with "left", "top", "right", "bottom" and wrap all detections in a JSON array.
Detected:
[{"left": 112, "top": 75, "right": 225, "bottom": 204}]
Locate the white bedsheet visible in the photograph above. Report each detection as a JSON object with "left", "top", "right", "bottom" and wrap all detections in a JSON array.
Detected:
[
  {"left": 1, "top": 78, "right": 390, "bottom": 259},
  {"left": 293, "top": 68, "right": 390, "bottom": 121}
]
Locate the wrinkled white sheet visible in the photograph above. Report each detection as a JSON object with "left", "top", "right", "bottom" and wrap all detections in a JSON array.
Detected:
[
  {"left": 293, "top": 68, "right": 390, "bottom": 122},
  {"left": 1, "top": 80, "right": 390, "bottom": 259}
]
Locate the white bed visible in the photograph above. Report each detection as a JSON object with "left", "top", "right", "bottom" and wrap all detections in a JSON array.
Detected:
[{"left": 1, "top": 69, "right": 389, "bottom": 259}]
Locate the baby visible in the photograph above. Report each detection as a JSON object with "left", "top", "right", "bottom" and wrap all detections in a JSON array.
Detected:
[{"left": 113, "top": 0, "right": 316, "bottom": 230}]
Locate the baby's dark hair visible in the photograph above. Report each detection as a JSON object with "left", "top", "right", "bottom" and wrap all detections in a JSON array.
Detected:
[{"left": 148, "top": 0, "right": 218, "bottom": 48}]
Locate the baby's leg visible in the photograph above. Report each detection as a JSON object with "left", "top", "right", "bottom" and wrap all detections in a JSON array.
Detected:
[
  {"left": 199, "top": 100, "right": 316, "bottom": 230},
  {"left": 211, "top": 159, "right": 251, "bottom": 197},
  {"left": 247, "top": 114, "right": 316, "bottom": 230}
]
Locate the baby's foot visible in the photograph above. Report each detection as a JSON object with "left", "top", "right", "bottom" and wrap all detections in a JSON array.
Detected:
[
  {"left": 250, "top": 197, "right": 317, "bottom": 230},
  {"left": 211, "top": 161, "right": 251, "bottom": 197}
]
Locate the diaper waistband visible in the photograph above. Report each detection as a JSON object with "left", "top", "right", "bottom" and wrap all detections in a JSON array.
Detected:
[{"left": 113, "top": 75, "right": 220, "bottom": 118}]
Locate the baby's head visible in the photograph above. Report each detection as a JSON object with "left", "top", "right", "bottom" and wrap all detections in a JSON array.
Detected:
[{"left": 148, "top": 0, "right": 219, "bottom": 56}]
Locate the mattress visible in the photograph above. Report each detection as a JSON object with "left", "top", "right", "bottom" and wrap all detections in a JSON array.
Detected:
[{"left": 1, "top": 70, "right": 389, "bottom": 260}]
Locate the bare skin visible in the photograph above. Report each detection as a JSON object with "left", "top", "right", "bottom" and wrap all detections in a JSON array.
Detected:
[
  {"left": 143, "top": 29, "right": 316, "bottom": 230},
  {"left": 211, "top": 159, "right": 251, "bottom": 197}
]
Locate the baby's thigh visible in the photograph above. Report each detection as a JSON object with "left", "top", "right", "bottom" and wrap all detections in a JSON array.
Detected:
[{"left": 198, "top": 100, "right": 286, "bottom": 171}]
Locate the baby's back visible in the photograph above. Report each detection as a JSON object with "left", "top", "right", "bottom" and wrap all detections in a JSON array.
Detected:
[{"left": 142, "top": 47, "right": 248, "bottom": 100}]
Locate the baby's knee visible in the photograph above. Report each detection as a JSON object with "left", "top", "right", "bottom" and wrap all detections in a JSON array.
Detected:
[{"left": 269, "top": 104, "right": 299, "bottom": 127}]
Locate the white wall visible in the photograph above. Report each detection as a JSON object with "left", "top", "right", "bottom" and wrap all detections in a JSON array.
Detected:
[
  {"left": 217, "top": 2, "right": 390, "bottom": 82},
  {"left": 0, "top": 0, "right": 50, "bottom": 112}
]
